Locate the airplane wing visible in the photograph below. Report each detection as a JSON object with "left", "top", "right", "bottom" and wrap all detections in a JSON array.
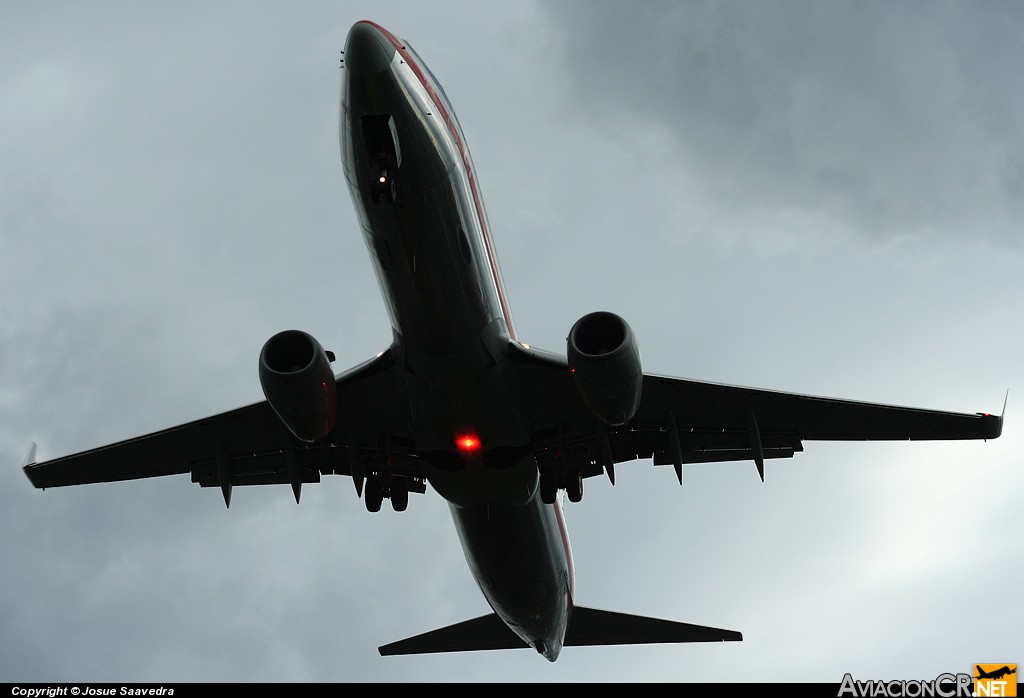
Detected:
[
  {"left": 23, "top": 341, "right": 1003, "bottom": 501},
  {"left": 505, "top": 344, "right": 1003, "bottom": 482},
  {"left": 23, "top": 350, "right": 424, "bottom": 504}
]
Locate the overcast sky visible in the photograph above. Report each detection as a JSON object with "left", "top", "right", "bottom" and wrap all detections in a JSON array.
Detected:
[{"left": 1, "top": 0, "right": 1020, "bottom": 683}]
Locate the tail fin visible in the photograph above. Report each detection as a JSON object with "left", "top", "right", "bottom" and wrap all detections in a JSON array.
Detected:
[{"left": 378, "top": 606, "right": 741, "bottom": 657}]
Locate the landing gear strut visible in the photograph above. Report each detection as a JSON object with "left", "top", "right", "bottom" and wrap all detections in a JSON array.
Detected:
[
  {"left": 363, "top": 472, "right": 411, "bottom": 513},
  {"left": 538, "top": 464, "right": 584, "bottom": 504},
  {"left": 539, "top": 469, "right": 558, "bottom": 505},
  {"left": 364, "top": 476, "right": 384, "bottom": 513},
  {"left": 565, "top": 468, "right": 583, "bottom": 503},
  {"left": 390, "top": 478, "right": 408, "bottom": 512}
]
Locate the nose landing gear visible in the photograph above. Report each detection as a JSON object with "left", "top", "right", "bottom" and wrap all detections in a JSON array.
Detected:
[
  {"left": 361, "top": 113, "right": 401, "bottom": 205},
  {"left": 371, "top": 169, "right": 397, "bottom": 204}
]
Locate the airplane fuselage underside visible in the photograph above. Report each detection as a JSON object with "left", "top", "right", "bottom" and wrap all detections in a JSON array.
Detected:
[{"left": 340, "top": 21, "right": 572, "bottom": 659}]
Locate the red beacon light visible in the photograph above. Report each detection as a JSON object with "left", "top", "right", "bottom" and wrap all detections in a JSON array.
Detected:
[{"left": 455, "top": 434, "right": 481, "bottom": 453}]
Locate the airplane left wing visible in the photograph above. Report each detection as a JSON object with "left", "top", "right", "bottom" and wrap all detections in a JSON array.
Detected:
[
  {"left": 24, "top": 399, "right": 289, "bottom": 488},
  {"left": 23, "top": 350, "right": 423, "bottom": 504},
  {"left": 506, "top": 343, "right": 1003, "bottom": 482}
]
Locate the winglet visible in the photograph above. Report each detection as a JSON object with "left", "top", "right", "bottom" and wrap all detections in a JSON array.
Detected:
[
  {"left": 993, "top": 389, "right": 1008, "bottom": 439},
  {"left": 977, "top": 391, "right": 1007, "bottom": 441},
  {"left": 22, "top": 442, "right": 37, "bottom": 469},
  {"left": 21, "top": 443, "right": 41, "bottom": 490}
]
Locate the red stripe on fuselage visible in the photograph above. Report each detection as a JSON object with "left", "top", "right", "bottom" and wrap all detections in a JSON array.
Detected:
[{"left": 553, "top": 496, "right": 576, "bottom": 601}]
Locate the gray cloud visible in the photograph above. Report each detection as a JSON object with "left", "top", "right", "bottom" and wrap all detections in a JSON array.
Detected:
[{"left": 541, "top": 1, "right": 1024, "bottom": 244}]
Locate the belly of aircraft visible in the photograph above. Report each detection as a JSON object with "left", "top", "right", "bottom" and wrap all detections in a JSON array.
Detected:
[
  {"left": 340, "top": 25, "right": 573, "bottom": 656},
  {"left": 450, "top": 498, "right": 572, "bottom": 659}
]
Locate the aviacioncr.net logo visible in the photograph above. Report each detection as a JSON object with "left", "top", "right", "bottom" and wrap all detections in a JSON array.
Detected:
[
  {"left": 974, "top": 664, "right": 1017, "bottom": 697},
  {"left": 838, "top": 673, "right": 973, "bottom": 697}
]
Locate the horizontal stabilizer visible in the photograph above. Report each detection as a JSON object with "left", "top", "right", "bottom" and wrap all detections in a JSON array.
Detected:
[
  {"left": 565, "top": 605, "right": 742, "bottom": 646},
  {"left": 378, "top": 612, "right": 527, "bottom": 656},
  {"left": 378, "top": 606, "right": 741, "bottom": 657}
]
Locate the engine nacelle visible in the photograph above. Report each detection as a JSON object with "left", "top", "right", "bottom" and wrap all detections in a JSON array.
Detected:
[
  {"left": 567, "top": 312, "right": 643, "bottom": 426},
  {"left": 259, "top": 330, "right": 337, "bottom": 442}
]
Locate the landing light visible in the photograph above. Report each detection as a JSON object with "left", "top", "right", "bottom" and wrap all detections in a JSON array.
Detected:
[{"left": 379, "top": 175, "right": 387, "bottom": 183}]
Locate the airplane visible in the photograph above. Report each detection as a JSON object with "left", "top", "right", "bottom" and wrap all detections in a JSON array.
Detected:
[
  {"left": 22, "top": 20, "right": 1004, "bottom": 662},
  {"left": 975, "top": 666, "right": 1017, "bottom": 681}
]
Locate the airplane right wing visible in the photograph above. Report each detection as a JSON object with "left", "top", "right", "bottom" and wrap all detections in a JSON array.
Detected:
[{"left": 505, "top": 343, "right": 1003, "bottom": 482}]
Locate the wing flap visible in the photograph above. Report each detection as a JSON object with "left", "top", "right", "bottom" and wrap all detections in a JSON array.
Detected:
[
  {"left": 614, "top": 426, "right": 804, "bottom": 465},
  {"left": 190, "top": 448, "right": 326, "bottom": 488},
  {"left": 188, "top": 446, "right": 426, "bottom": 492}
]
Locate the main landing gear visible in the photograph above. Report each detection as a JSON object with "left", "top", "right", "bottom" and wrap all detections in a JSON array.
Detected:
[
  {"left": 363, "top": 474, "right": 409, "bottom": 512},
  {"left": 539, "top": 464, "right": 584, "bottom": 505}
]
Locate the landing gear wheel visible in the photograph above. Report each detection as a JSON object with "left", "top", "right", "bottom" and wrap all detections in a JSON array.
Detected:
[
  {"left": 385, "top": 177, "right": 397, "bottom": 203},
  {"left": 364, "top": 477, "right": 383, "bottom": 513},
  {"left": 539, "top": 469, "right": 557, "bottom": 505},
  {"left": 390, "top": 479, "right": 408, "bottom": 512},
  {"left": 566, "top": 468, "right": 583, "bottom": 503}
]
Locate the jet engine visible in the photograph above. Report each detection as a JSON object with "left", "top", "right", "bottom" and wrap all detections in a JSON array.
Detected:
[
  {"left": 566, "top": 312, "right": 642, "bottom": 426},
  {"left": 259, "top": 330, "right": 337, "bottom": 442}
]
